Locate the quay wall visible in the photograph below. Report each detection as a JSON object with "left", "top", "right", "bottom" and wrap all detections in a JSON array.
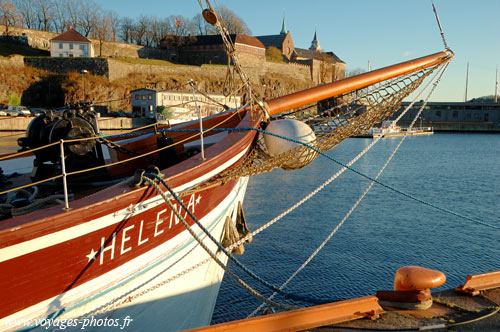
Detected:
[
  {"left": 397, "top": 121, "right": 500, "bottom": 132},
  {"left": 1, "top": 116, "right": 497, "bottom": 132},
  {"left": 0, "top": 117, "right": 151, "bottom": 131}
]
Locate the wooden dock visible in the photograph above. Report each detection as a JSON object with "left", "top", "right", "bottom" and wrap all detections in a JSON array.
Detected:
[{"left": 185, "top": 270, "right": 500, "bottom": 332}]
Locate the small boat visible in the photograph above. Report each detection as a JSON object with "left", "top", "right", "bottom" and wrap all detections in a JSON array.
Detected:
[
  {"left": 369, "top": 120, "right": 434, "bottom": 138},
  {"left": 0, "top": 4, "right": 453, "bottom": 332}
]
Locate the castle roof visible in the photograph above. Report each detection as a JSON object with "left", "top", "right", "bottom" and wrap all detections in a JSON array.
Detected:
[
  {"left": 50, "top": 28, "right": 90, "bottom": 43},
  {"left": 186, "top": 34, "right": 265, "bottom": 49},
  {"left": 255, "top": 34, "right": 288, "bottom": 49},
  {"left": 294, "top": 48, "right": 344, "bottom": 63}
]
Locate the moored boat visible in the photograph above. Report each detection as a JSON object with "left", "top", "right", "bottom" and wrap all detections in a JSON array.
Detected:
[{"left": 367, "top": 120, "right": 434, "bottom": 138}]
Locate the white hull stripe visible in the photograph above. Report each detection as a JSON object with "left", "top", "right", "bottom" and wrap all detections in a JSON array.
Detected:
[{"left": 0, "top": 147, "right": 249, "bottom": 262}]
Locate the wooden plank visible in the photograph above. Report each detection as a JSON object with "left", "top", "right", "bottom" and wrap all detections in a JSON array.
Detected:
[
  {"left": 456, "top": 271, "right": 500, "bottom": 296},
  {"left": 185, "top": 296, "right": 384, "bottom": 332}
]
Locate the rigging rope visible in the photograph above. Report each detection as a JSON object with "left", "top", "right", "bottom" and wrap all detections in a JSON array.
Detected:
[
  {"left": 247, "top": 58, "right": 453, "bottom": 317},
  {"left": 141, "top": 175, "right": 297, "bottom": 310},
  {"left": 143, "top": 173, "right": 343, "bottom": 305}
]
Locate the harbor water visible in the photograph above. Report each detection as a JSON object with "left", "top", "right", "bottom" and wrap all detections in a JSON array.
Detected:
[
  {"left": 1, "top": 132, "right": 498, "bottom": 325},
  {"left": 212, "top": 133, "right": 500, "bottom": 323}
]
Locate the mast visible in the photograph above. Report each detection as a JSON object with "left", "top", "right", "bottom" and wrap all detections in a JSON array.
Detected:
[
  {"left": 495, "top": 66, "right": 498, "bottom": 103},
  {"left": 464, "top": 62, "right": 469, "bottom": 102}
]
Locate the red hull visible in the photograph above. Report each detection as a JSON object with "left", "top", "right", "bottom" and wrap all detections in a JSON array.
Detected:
[{"left": 0, "top": 111, "right": 261, "bottom": 323}]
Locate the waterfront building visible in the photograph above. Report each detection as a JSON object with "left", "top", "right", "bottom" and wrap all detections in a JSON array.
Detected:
[
  {"left": 130, "top": 89, "right": 241, "bottom": 120},
  {"left": 392, "top": 101, "right": 500, "bottom": 132}
]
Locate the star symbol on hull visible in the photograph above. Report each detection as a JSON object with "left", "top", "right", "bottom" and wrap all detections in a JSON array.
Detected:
[
  {"left": 86, "top": 248, "right": 97, "bottom": 262},
  {"left": 196, "top": 195, "right": 202, "bottom": 205}
]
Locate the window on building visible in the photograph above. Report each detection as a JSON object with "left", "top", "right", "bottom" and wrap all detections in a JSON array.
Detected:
[
  {"left": 142, "top": 95, "right": 146, "bottom": 100},
  {"left": 149, "top": 94, "right": 152, "bottom": 100},
  {"left": 435, "top": 110, "right": 441, "bottom": 117},
  {"left": 59, "top": 43, "right": 63, "bottom": 49},
  {"left": 452, "top": 111, "right": 458, "bottom": 118},
  {"left": 69, "top": 54, "right": 73, "bottom": 57},
  {"left": 80, "top": 44, "right": 86, "bottom": 51},
  {"left": 135, "top": 95, "right": 140, "bottom": 100},
  {"left": 69, "top": 43, "right": 73, "bottom": 49},
  {"left": 59, "top": 54, "right": 63, "bottom": 57}
]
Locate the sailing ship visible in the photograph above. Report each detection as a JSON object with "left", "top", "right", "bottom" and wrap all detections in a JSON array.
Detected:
[{"left": 0, "top": 4, "right": 453, "bottom": 332}]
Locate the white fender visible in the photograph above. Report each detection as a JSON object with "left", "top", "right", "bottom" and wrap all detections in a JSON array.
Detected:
[{"left": 263, "top": 119, "right": 316, "bottom": 170}]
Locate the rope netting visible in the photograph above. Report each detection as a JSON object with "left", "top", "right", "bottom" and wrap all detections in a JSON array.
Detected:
[{"left": 197, "top": 65, "right": 439, "bottom": 189}]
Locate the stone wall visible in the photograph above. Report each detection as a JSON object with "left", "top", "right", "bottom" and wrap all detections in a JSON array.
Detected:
[
  {"left": 106, "top": 59, "right": 312, "bottom": 83},
  {"left": 0, "top": 25, "right": 171, "bottom": 60},
  {"left": 0, "top": 54, "right": 24, "bottom": 68},
  {"left": 24, "top": 57, "right": 110, "bottom": 76},
  {"left": 0, "top": 25, "right": 54, "bottom": 50}
]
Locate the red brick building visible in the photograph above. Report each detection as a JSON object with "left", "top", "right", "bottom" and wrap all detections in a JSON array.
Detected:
[{"left": 159, "top": 34, "right": 265, "bottom": 66}]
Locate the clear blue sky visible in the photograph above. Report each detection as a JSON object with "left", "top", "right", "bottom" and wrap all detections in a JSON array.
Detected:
[{"left": 94, "top": 0, "right": 500, "bottom": 102}]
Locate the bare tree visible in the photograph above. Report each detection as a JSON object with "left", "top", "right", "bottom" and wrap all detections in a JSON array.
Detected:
[
  {"left": 52, "top": 0, "right": 68, "bottom": 33},
  {"left": 11, "top": 0, "right": 35, "bottom": 28},
  {"left": 216, "top": 6, "right": 250, "bottom": 35},
  {"left": 79, "top": 0, "right": 100, "bottom": 37},
  {"left": 0, "top": 0, "right": 22, "bottom": 35},
  {"left": 192, "top": 13, "right": 216, "bottom": 35},
  {"left": 119, "top": 16, "right": 134, "bottom": 43},
  {"left": 63, "top": 0, "right": 82, "bottom": 32},
  {"left": 33, "top": 0, "right": 54, "bottom": 31},
  {"left": 105, "top": 10, "right": 120, "bottom": 42},
  {"left": 132, "top": 15, "right": 149, "bottom": 46},
  {"left": 148, "top": 17, "right": 163, "bottom": 47},
  {"left": 94, "top": 12, "right": 112, "bottom": 56}
]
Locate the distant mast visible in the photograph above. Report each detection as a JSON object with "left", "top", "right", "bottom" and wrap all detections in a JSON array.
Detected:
[
  {"left": 495, "top": 66, "right": 498, "bottom": 103},
  {"left": 464, "top": 62, "right": 469, "bottom": 102}
]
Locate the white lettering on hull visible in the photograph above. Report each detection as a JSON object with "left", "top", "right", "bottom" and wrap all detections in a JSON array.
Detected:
[{"left": 87, "top": 194, "right": 202, "bottom": 265}]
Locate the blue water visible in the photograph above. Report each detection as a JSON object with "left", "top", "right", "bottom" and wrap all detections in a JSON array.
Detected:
[{"left": 211, "top": 133, "right": 500, "bottom": 323}]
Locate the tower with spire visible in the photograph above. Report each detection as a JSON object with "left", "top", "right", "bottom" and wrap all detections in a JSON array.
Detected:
[
  {"left": 280, "top": 14, "right": 287, "bottom": 35},
  {"left": 309, "top": 27, "right": 321, "bottom": 51}
]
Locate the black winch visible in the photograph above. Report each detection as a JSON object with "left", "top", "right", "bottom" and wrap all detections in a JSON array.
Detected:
[{"left": 18, "top": 102, "right": 107, "bottom": 182}]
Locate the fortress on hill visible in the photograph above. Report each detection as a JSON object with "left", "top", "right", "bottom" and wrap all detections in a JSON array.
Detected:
[{"left": 1, "top": 16, "right": 345, "bottom": 85}]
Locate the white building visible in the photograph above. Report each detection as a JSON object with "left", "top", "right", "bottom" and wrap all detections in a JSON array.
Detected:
[
  {"left": 130, "top": 89, "right": 242, "bottom": 120},
  {"left": 50, "top": 28, "right": 94, "bottom": 58}
]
